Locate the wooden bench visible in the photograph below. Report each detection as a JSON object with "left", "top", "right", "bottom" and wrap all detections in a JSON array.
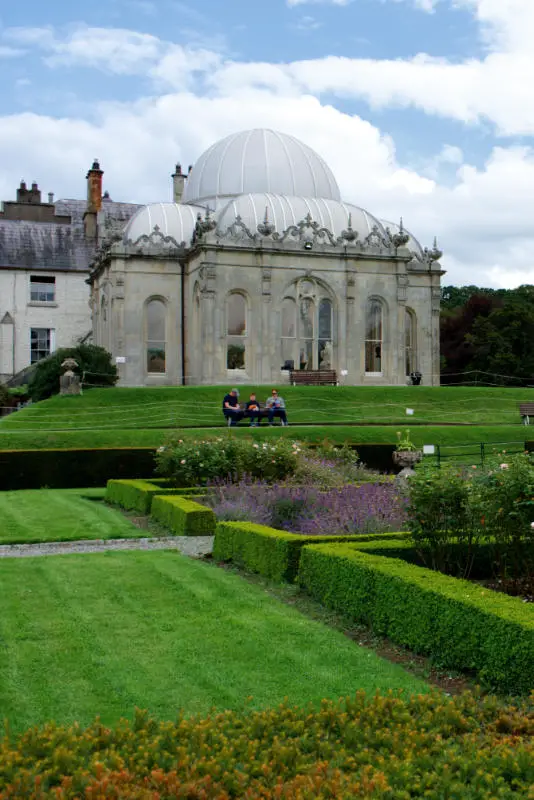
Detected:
[
  {"left": 290, "top": 370, "right": 338, "bottom": 386},
  {"left": 519, "top": 403, "right": 534, "bottom": 424}
]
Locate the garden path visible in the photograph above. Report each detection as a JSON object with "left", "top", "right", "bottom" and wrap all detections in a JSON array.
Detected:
[{"left": 0, "top": 536, "right": 214, "bottom": 559}]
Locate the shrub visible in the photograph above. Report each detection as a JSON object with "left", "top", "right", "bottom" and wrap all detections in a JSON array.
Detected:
[
  {"left": 3, "top": 695, "right": 534, "bottom": 798},
  {"left": 0, "top": 382, "right": 8, "bottom": 410},
  {"left": 151, "top": 495, "right": 216, "bottom": 536},
  {"left": 298, "top": 543, "right": 534, "bottom": 693},
  {"left": 28, "top": 344, "right": 118, "bottom": 402},
  {"left": 471, "top": 453, "right": 534, "bottom": 586},
  {"left": 407, "top": 462, "right": 481, "bottom": 577},
  {"left": 105, "top": 479, "right": 201, "bottom": 514},
  {"left": 205, "top": 480, "right": 408, "bottom": 535},
  {"left": 155, "top": 436, "right": 300, "bottom": 486},
  {"left": 213, "top": 521, "right": 408, "bottom": 582}
]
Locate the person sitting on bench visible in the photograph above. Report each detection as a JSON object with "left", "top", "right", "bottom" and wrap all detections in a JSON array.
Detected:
[
  {"left": 265, "top": 389, "right": 288, "bottom": 426},
  {"left": 245, "top": 393, "right": 262, "bottom": 427},
  {"left": 222, "top": 388, "right": 244, "bottom": 426}
]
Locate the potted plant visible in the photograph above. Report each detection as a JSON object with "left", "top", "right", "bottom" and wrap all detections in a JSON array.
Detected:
[{"left": 392, "top": 430, "right": 423, "bottom": 477}]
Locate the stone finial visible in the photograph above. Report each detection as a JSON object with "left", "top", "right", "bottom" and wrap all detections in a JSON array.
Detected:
[
  {"left": 428, "top": 237, "right": 443, "bottom": 262},
  {"left": 257, "top": 206, "right": 275, "bottom": 237},
  {"left": 392, "top": 217, "right": 410, "bottom": 248}
]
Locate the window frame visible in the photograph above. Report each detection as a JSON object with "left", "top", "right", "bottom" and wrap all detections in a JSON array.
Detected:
[
  {"left": 364, "top": 298, "right": 384, "bottom": 376},
  {"left": 30, "top": 327, "right": 55, "bottom": 363},
  {"left": 29, "top": 274, "right": 56, "bottom": 304},
  {"left": 145, "top": 298, "right": 167, "bottom": 375}
]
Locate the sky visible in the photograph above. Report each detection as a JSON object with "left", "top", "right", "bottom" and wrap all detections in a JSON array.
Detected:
[{"left": 0, "top": 0, "right": 533, "bottom": 288}]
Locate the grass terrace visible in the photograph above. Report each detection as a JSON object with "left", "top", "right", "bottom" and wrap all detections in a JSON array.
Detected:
[
  {"left": 0, "top": 551, "right": 427, "bottom": 732},
  {"left": 1, "top": 385, "right": 532, "bottom": 431}
]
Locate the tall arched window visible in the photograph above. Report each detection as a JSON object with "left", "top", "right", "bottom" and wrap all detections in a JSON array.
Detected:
[
  {"left": 281, "top": 298, "right": 297, "bottom": 369},
  {"left": 365, "top": 299, "right": 383, "bottom": 374},
  {"left": 405, "top": 308, "right": 417, "bottom": 375},
  {"left": 146, "top": 299, "right": 166, "bottom": 374},
  {"left": 227, "top": 292, "right": 247, "bottom": 370},
  {"left": 281, "top": 279, "right": 335, "bottom": 371}
]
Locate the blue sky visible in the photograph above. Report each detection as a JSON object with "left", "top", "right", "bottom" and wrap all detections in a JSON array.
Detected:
[{"left": 1, "top": 0, "right": 534, "bottom": 288}]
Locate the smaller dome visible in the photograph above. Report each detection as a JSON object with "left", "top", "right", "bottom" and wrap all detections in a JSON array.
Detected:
[
  {"left": 123, "top": 202, "right": 204, "bottom": 244},
  {"left": 380, "top": 219, "right": 424, "bottom": 259},
  {"left": 216, "top": 193, "right": 386, "bottom": 241}
]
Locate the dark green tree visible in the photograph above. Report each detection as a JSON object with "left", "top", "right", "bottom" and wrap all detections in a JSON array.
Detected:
[{"left": 29, "top": 344, "right": 118, "bottom": 402}]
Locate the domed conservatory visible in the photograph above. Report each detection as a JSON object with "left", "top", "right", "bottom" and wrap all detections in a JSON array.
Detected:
[{"left": 89, "top": 128, "right": 444, "bottom": 386}]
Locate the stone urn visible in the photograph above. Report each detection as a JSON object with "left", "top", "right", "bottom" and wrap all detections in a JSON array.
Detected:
[
  {"left": 392, "top": 449, "right": 423, "bottom": 479},
  {"left": 59, "top": 357, "right": 81, "bottom": 396}
]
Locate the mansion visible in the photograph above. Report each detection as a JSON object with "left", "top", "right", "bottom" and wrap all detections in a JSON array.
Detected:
[{"left": 0, "top": 128, "right": 444, "bottom": 387}]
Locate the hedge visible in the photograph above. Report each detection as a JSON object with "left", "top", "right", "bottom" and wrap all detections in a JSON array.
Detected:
[
  {"left": 105, "top": 479, "right": 202, "bottom": 514},
  {"left": 213, "top": 521, "right": 408, "bottom": 583},
  {"left": 151, "top": 495, "right": 216, "bottom": 536},
  {"left": 298, "top": 544, "right": 534, "bottom": 694},
  {"left": 0, "top": 448, "right": 157, "bottom": 490}
]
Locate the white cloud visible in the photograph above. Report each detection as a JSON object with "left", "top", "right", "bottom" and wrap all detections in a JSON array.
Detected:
[
  {"left": 2, "top": 5, "right": 534, "bottom": 288},
  {"left": 0, "top": 45, "right": 25, "bottom": 58}
]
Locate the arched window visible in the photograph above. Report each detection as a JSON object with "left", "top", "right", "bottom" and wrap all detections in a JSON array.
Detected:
[
  {"left": 281, "top": 298, "right": 297, "bottom": 369},
  {"left": 281, "top": 279, "right": 335, "bottom": 371},
  {"left": 405, "top": 308, "right": 417, "bottom": 375},
  {"left": 146, "top": 299, "right": 166, "bottom": 374},
  {"left": 227, "top": 292, "right": 247, "bottom": 370},
  {"left": 365, "top": 299, "right": 383, "bottom": 374}
]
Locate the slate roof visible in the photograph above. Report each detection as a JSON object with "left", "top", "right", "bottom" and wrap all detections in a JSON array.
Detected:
[{"left": 0, "top": 198, "right": 141, "bottom": 272}]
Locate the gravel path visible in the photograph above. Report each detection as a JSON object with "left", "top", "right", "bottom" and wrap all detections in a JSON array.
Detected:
[{"left": 0, "top": 536, "right": 214, "bottom": 559}]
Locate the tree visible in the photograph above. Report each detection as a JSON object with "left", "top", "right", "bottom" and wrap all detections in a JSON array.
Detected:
[
  {"left": 29, "top": 344, "right": 118, "bottom": 402},
  {"left": 440, "top": 292, "right": 501, "bottom": 382},
  {"left": 467, "top": 286, "right": 534, "bottom": 382}
]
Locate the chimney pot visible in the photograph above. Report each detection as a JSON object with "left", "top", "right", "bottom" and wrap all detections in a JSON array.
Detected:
[{"left": 48, "top": 192, "right": 54, "bottom": 204}]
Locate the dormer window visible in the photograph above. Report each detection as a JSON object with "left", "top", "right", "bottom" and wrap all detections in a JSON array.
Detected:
[{"left": 30, "top": 275, "right": 55, "bottom": 303}]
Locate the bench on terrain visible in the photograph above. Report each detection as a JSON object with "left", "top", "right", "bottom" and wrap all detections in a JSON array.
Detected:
[
  {"left": 519, "top": 403, "right": 534, "bottom": 424},
  {"left": 290, "top": 370, "right": 338, "bottom": 386}
]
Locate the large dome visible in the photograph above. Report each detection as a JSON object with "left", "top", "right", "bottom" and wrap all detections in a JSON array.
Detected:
[
  {"left": 123, "top": 202, "right": 204, "bottom": 244},
  {"left": 182, "top": 129, "right": 341, "bottom": 206}
]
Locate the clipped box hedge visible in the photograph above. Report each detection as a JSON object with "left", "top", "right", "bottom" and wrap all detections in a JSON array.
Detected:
[
  {"left": 213, "top": 521, "right": 408, "bottom": 583},
  {"left": 298, "top": 543, "right": 534, "bottom": 694},
  {"left": 151, "top": 495, "right": 216, "bottom": 536},
  {"left": 106, "top": 479, "right": 202, "bottom": 514}
]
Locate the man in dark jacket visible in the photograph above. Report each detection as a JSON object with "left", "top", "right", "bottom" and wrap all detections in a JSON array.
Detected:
[{"left": 222, "top": 388, "right": 244, "bottom": 426}]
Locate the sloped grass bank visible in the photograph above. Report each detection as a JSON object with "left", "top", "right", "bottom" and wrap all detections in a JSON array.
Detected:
[
  {"left": 0, "top": 551, "right": 427, "bottom": 733},
  {"left": 0, "top": 423, "right": 525, "bottom": 452},
  {"left": 1, "top": 385, "right": 531, "bottom": 431},
  {"left": 0, "top": 489, "right": 143, "bottom": 545}
]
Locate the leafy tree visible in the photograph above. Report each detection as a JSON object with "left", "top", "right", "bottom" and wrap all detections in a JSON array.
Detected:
[
  {"left": 440, "top": 292, "right": 500, "bottom": 381},
  {"left": 467, "top": 286, "right": 534, "bottom": 381},
  {"left": 29, "top": 344, "right": 118, "bottom": 402}
]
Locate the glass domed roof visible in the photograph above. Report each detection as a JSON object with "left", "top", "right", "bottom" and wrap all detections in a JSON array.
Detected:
[{"left": 182, "top": 128, "right": 341, "bottom": 206}]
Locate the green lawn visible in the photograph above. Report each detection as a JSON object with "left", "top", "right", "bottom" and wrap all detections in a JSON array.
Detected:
[
  {"left": 0, "top": 551, "right": 428, "bottom": 732},
  {"left": 0, "top": 423, "right": 528, "bottom": 452},
  {"left": 2, "top": 385, "right": 533, "bottom": 432},
  {"left": 0, "top": 489, "right": 143, "bottom": 545}
]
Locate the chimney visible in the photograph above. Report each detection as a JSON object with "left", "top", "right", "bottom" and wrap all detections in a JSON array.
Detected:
[
  {"left": 84, "top": 159, "right": 104, "bottom": 239},
  {"left": 48, "top": 192, "right": 54, "bottom": 204},
  {"left": 86, "top": 158, "right": 103, "bottom": 213},
  {"left": 172, "top": 163, "right": 187, "bottom": 204}
]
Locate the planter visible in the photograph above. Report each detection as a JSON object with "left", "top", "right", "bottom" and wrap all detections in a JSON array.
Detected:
[{"left": 392, "top": 449, "right": 423, "bottom": 478}]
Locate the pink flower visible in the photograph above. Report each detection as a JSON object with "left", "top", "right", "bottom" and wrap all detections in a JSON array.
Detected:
[
  {"left": 180, "top": 459, "right": 186, "bottom": 464},
  {"left": 500, "top": 463, "right": 509, "bottom": 470}
]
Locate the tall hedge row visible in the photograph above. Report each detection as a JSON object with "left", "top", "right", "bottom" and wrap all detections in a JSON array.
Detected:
[{"left": 298, "top": 543, "right": 534, "bottom": 694}]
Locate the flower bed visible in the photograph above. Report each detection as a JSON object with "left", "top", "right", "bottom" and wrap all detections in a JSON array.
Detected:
[{"left": 205, "top": 480, "right": 407, "bottom": 536}]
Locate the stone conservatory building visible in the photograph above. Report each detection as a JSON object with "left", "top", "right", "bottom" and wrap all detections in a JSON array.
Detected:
[{"left": 89, "top": 128, "right": 444, "bottom": 387}]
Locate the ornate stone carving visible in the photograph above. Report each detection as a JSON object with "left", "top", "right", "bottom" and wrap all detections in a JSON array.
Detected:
[
  {"left": 192, "top": 210, "right": 217, "bottom": 243},
  {"left": 128, "top": 224, "right": 184, "bottom": 251},
  {"left": 278, "top": 212, "right": 337, "bottom": 246},
  {"left": 340, "top": 213, "right": 358, "bottom": 243},
  {"left": 257, "top": 207, "right": 275, "bottom": 237},
  {"left": 362, "top": 224, "right": 389, "bottom": 251},
  {"left": 217, "top": 214, "right": 257, "bottom": 243},
  {"left": 392, "top": 218, "right": 410, "bottom": 249}
]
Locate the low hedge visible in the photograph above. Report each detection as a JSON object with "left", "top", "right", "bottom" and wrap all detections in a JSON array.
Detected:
[
  {"left": 151, "top": 495, "right": 216, "bottom": 536},
  {"left": 105, "top": 479, "right": 201, "bottom": 514},
  {"left": 298, "top": 544, "right": 534, "bottom": 694},
  {"left": 213, "top": 521, "right": 408, "bottom": 583}
]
